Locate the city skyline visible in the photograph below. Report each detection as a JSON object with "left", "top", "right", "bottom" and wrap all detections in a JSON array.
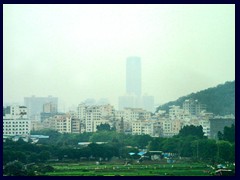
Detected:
[{"left": 3, "top": 4, "right": 235, "bottom": 109}]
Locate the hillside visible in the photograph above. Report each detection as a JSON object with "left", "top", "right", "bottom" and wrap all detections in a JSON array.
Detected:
[{"left": 156, "top": 81, "right": 235, "bottom": 116}]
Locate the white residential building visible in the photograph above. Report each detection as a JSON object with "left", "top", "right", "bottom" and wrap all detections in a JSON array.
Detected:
[
  {"left": 54, "top": 115, "right": 72, "bottom": 133},
  {"left": 132, "top": 120, "right": 162, "bottom": 137},
  {"left": 169, "top": 105, "right": 189, "bottom": 120},
  {"left": 183, "top": 99, "right": 206, "bottom": 116},
  {"left": 115, "top": 108, "right": 151, "bottom": 132},
  {"left": 3, "top": 106, "right": 31, "bottom": 136},
  {"left": 77, "top": 104, "right": 114, "bottom": 132},
  {"left": 199, "top": 119, "right": 210, "bottom": 137},
  {"left": 162, "top": 119, "right": 182, "bottom": 137}
]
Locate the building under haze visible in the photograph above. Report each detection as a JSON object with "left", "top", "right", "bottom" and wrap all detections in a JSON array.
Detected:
[
  {"left": 119, "top": 57, "right": 154, "bottom": 112},
  {"left": 126, "top": 56, "right": 142, "bottom": 96},
  {"left": 24, "top": 95, "right": 58, "bottom": 120},
  {"left": 118, "top": 94, "right": 141, "bottom": 110},
  {"left": 40, "top": 102, "right": 58, "bottom": 122}
]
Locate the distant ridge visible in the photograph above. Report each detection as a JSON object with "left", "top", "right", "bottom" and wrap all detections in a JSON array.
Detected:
[{"left": 156, "top": 81, "right": 235, "bottom": 116}]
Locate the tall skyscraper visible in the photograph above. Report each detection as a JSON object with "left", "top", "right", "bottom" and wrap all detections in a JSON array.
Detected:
[
  {"left": 126, "top": 56, "right": 141, "bottom": 96},
  {"left": 119, "top": 56, "right": 155, "bottom": 112}
]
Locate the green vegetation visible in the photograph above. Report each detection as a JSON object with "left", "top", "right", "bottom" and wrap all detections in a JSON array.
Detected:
[
  {"left": 96, "top": 123, "right": 116, "bottom": 131},
  {"left": 156, "top": 81, "right": 235, "bottom": 115},
  {"left": 44, "top": 162, "right": 213, "bottom": 176},
  {"left": 177, "top": 125, "right": 204, "bottom": 139},
  {"left": 218, "top": 124, "right": 235, "bottom": 143},
  {"left": 3, "top": 126, "right": 235, "bottom": 176}
]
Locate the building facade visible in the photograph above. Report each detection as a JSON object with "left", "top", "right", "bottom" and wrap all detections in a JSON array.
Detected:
[
  {"left": 3, "top": 105, "right": 31, "bottom": 136},
  {"left": 183, "top": 99, "right": 206, "bottom": 116},
  {"left": 24, "top": 95, "right": 58, "bottom": 120},
  {"left": 77, "top": 104, "right": 114, "bottom": 133}
]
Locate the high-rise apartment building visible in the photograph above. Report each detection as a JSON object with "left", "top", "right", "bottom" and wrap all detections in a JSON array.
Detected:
[{"left": 126, "top": 56, "right": 141, "bottom": 96}]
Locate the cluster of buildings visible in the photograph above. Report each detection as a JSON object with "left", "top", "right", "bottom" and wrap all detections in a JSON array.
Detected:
[
  {"left": 3, "top": 57, "right": 235, "bottom": 139},
  {"left": 3, "top": 98, "right": 235, "bottom": 140}
]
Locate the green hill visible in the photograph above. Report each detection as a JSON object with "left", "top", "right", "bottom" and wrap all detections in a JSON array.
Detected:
[{"left": 156, "top": 81, "right": 235, "bottom": 116}]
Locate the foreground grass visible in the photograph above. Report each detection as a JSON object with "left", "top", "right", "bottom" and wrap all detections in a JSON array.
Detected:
[{"left": 45, "top": 162, "right": 212, "bottom": 176}]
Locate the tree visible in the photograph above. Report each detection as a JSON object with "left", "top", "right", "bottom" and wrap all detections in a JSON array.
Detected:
[
  {"left": 217, "top": 131, "right": 224, "bottom": 140},
  {"left": 191, "top": 139, "right": 217, "bottom": 162},
  {"left": 216, "top": 141, "right": 233, "bottom": 162},
  {"left": 88, "top": 143, "right": 104, "bottom": 159},
  {"left": 223, "top": 124, "right": 235, "bottom": 143},
  {"left": 148, "top": 138, "right": 161, "bottom": 151},
  {"left": 78, "top": 147, "right": 91, "bottom": 159},
  {"left": 178, "top": 125, "right": 204, "bottom": 139},
  {"left": 4, "top": 160, "right": 27, "bottom": 176},
  {"left": 96, "top": 123, "right": 111, "bottom": 131},
  {"left": 133, "top": 134, "right": 153, "bottom": 149},
  {"left": 179, "top": 136, "right": 198, "bottom": 157},
  {"left": 229, "top": 143, "right": 235, "bottom": 162},
  {"left": 27, "top": 153, "right": 39, "bottom": 163},
  {"left": 38, "top": 151, "right": 51, "bottom": 162},
  {"left": 162, "top": 138, "right": 180, "bottom": 153}
]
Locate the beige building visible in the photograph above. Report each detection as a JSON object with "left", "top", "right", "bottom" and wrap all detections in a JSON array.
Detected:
[
  {"left": 132, "top": 120, "right": 163, "bottom": 137},
  {"left": 43, "top": 102, "right": 57, "bottom": 113},
  {"left": 115, "top": 107, "right": 151, "bottom": 132},
  {"left": 54, "top": 115, "right": 72, "bottom": 133},
  {"left": 77, "top": 104, "right": 114, "bottom": 132},
  {"left": 162, "top": 119, "right": 182, "bottom": 137},
  {"left": 169, "top": 105, "right": 189, "bottom": 120}
]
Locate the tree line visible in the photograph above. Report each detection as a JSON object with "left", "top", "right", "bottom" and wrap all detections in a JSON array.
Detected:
[{"left": 3, "top": 124, "right": 235, "bottom": 175}]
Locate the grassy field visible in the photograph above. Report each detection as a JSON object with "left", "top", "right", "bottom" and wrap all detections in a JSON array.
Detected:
[{"left": 45, "top": 162, "right": 214, "bottom": 176}]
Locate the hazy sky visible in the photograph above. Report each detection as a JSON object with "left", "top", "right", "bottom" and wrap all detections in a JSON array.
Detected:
[{"left": 3, "top": 4, "right": 235, "bottom": 109}]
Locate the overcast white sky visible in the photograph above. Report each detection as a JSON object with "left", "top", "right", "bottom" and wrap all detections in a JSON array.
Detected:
[{"left": 3, "top": 4, "right": 235, "bottom": 110}]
